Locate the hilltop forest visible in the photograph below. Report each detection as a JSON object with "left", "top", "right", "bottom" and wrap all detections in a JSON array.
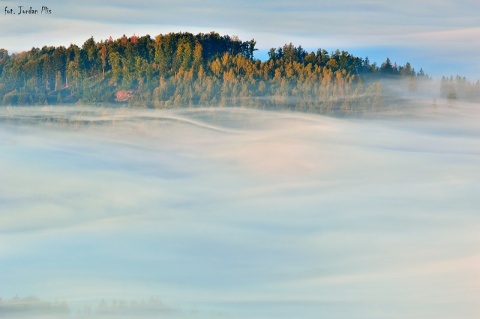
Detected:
[{"left": 0, "top": 32, "right": 478, "bottom": 113}]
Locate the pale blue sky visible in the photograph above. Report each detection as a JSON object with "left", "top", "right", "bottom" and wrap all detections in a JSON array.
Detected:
[{"left": 1, "top": 0, "right": 479, "bottom": 78}]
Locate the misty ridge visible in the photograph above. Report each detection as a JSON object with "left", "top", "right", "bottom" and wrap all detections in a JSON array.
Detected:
[
  {"left": 0, "top": 31, "right": 479, "bottom": 112},
  {"left": 1, "top": 31, "right": 480, "bottom": 319}
]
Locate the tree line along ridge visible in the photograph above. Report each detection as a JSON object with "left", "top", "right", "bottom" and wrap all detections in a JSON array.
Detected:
[{"left": 0, "top": 32, "right": 478, "bottom": 112}]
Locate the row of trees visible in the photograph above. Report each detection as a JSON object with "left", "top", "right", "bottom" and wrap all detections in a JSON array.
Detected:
[
  {"left": 440, "top": 75, "right": 480, "bottom": 101},
  {"left": 0, "top": 296, "right": 170, "bottom": 318},
  {"left": 0, "top": 296, "right": 69, "bottom": 316},
  {"left": 0, "top": 32, "right": 436, "bottom": 113}
]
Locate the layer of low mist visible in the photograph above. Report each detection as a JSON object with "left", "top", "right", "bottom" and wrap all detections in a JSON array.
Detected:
[{"left": 1, "top": 101, "right": 479, "bottom": 319}]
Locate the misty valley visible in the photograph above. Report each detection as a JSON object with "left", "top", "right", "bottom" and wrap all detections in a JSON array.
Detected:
[
  {"left": 1, "top": 31, "right": 480, "bottom": 319},
  {"left": 1, "top": 103, "right": 479, "bottom": 319}
]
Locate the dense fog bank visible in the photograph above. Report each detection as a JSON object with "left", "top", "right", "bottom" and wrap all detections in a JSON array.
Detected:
[{"left": 1, "top": 104, "right": 479, "bottom": 319}]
